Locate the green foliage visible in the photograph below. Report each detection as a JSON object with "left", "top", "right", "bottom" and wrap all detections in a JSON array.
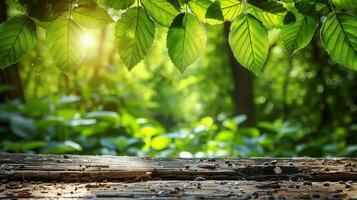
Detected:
[
  {"left": 229, "top": 13, "right": 269, "bottom": 74},
  {"left": 247, "top": 0, "right": 287, "bottom": 14},
  {"left": 0, "top": 16, "right": 37, "bottom": 69},
  {"left": 46, "top": 19, "right": 85, "bottom": 72},
  {"left": 115, "top": 7, "right": 156, "bottom": 70},
  {"left": 219, "top": 0, "right": 243, "bottom": 21},
  {"left": 72, "top": 4, "right": 114, "bottom": 28},
  {"left": 321, "top": 13, "right": 357, "bottom": 70},
  {"left": 281, "top": 13, "right": 317, "bottom": 55},
  {"left": 2, "top": 97, "right": 356, "bottom": 157},
  {"left": 141, "top": 0, "right": 180, "bottom": 27},
  {"left": 105, "top": 0, "right": 135, "bottom": 10},
  {"left": 167, "top": 13, "right": 207, "bottom": 72},
  {"left": 332, "top": 0, "right": 357, "bottom": 11},
  {"left": 1, "top": 0, "right": 356, "bottom": 160},
  {"left": 1, "top": 0, "right": 356, "bottom": 73}
]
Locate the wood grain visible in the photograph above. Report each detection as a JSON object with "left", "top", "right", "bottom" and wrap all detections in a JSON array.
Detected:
[
  {"left": 1, "top": 180, "right": 356, "bottom": 199},
  {"left": 1, "top": 153, "right": 356, "bottom": 182},
  {"left": 0, "top": 153, "right": 356, "bottom": 199}
]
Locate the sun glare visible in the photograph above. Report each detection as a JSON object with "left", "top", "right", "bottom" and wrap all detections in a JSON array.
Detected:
[{"left": 82, "top": 33, "right": 95, "bottom": 48}]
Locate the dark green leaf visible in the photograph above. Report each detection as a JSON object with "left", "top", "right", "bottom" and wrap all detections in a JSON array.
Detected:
[
  {"left": 283, "top": 11, "right": 296, "bottom": 24},
  {"left": 295, "top": 1, "right": 316, "bottom": 15},
  {"left": 206, "top": 1, "right": 225, "bottom": 21},
  {"left": 0, "top": 16, "right": 38, "bottom": 69},
  {"left": 189, "top": 0, "right": 223, "bottom": 25},
  {"left": 20, "top": 0, "right": 69, "bottom": 21},
  {"left": 281, "top": 14, "right": 317, "bottom": 55},
  {"left": 321, "top": 12, "right": 357, "bottom": 70}
]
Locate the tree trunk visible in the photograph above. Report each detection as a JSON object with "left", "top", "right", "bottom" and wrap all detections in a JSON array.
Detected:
[
  {"left": 0, "top": 0, "right": 24, "bottom": 103},
  {"left": 224, "top": 23, "right": 255, "bottom": 126}
]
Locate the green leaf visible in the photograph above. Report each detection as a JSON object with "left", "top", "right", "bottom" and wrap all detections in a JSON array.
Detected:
[
  {"left": 85, "top": 111, "right": 120, "bottom": 124},
  {"left": 332, "top": 0, "right": 357, "bottom": 12},
  {"left": 41, "top": 141, "right": 83, "bottom": 154},
  {"left": 168, "top": 0, "right": 184, "bottom": 10},
  {"left": 151, "top": 135, "right": 171, "bottom": 150},
  {"left": 115, "top": 7, "right": 156, "bottom": 70},
  {"left": 19, "top": 0, "right": 69, "bottom": 22},
  {"left": 229, "top": 13, "right": 269, "bottom": 74},
  {"left": 248, "top": 0, "right": 287, "bottom": 14},
  {"left": 105, "top": 0, "right": 135, "bottom": 10},
  {"left": 46, "top": 19, "right": 85, "bottom": 72},
  {"left": 167, "top": 13, "right": 207, "bottom": 72},
  {"left": 72, "top": 3, "right": 114, "bottom": 28},
  {"left": 189, "top": 0, "right": 222, "bottom": 25},
  {"left": 141, "top": 0, "right": 180, "bottom": 27},
  {"left": 220, "top": 0, "right": 243, "bottom": 21},
  {"left": 248, "top": 5, "right": 283, "bottom": 28},
  {"left": 281, "top": 14, "right": 317, "bottom": 55},
  {"left": 295, "top": 1, "right": 316, "bottom": 16},
  {"left": 206, "top": 1, "right": 225, "bottom": 21},
  {"left": 283, "top": 11, "right": 296, "bottom": 25},
  {"left": 0, "top": 16, "right": 38, "bottom": 69},
  {"left": 321, "top": 13, "right": 357, "bottom": 70}
]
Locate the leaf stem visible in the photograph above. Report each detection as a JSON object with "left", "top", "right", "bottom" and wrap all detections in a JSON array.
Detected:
[
  {"left": 68, "top": 0, "right": 73, "bottom": 19},
  {"left": 243, "top": 0, "right": 247, "bottom": 14},
  {"left": 328, "top": 0, "right": 335, "bottom": 13}
]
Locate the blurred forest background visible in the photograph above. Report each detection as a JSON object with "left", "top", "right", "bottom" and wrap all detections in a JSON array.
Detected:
[{"left": 1, "top": 0, "right": 357, "bottom": 158}]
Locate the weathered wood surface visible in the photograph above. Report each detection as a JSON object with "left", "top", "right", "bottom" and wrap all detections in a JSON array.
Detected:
[
  {"left": 0, "top": 153, "right": 357, "bottom": 199},
  {"left": 1, "top": 180, "right": 356, "bottom": 199},
  {"left": 0, "top": 153, "right": 356, "bottom": 182}
]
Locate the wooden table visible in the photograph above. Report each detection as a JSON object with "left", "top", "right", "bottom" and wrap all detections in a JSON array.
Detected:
[{"left": 0, "top": 153, "right": 356, "bottom": 199}]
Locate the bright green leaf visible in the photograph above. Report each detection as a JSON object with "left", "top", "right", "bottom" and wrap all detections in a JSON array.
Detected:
[
  {"left": 46, "top": 19, "right": 85, "bottom": 72},
  {"left": 321, "top": 13, "right": 357, "bottom": 70},
  {"left": 115, "top": 7, "right": 156, "bottom": 70},
  {"left": 248, "top": 0, "right": 287, "bottom": 14},
  {"left": 151, "top": 135, "right": 171, "bottom": 150},
  {"left": 141, "top": 0, "right": 180, "bottom": 27},
  {"left": 0, "top": 16, "right": 37, "bottom": 69},
  {"left": 332, "top": 0, "right": 357, "bottom": 12},
  {"left": 281, "top": 14, "right": 317, "bottom": 55},
  {"left": 105, "top": 0, "right": 135, "bottom": 10},
  {"left": 220, "top": 0, "right": 243, "bottom": 21},
  {"left": 189, "top": 0, "right": 222, "bottom": 25},
  {"left": 248, "top": 5, "right": 283, "bottom": 28},
  {"left": 229, "top": 13, "right": 269, "bottom": 74},
  {"left": 72, "top": 4, "right": 114, "bottom": 28},
  {"left": 167, "top": 13, "right": 207, "bottom": 72}
]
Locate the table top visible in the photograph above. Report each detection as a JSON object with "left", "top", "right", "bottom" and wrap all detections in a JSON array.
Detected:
[{"left": 0, "top": 153, "right": 356, "bottom": 199}]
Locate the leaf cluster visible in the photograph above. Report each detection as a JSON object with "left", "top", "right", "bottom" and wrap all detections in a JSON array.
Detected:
[{"left": 0, "top": 0, "right": 356, "bottom": 74}]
